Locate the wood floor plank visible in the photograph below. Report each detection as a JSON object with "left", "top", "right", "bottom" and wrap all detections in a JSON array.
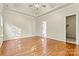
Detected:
[{"left": 0, "top": 36, "right": 79, "bottom": 56}]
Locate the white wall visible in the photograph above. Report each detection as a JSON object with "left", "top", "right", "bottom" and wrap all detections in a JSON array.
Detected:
[
  {"left": 37, "top": 4, "right": 79, "bottom": 44},
  {"left": 0, "top": 4, "right": 3, "bottom": 13},
  {"left": 37, "top": 13, "right": 65, "bottom": 41},
  {"left": 0, "top": 3, "right": 3, "bottom": 47},
  {"left": 3, "top": 10, "right": 36, "bottom": 40},
  {"left": 0, "top": 4, "right": 3, "bottom": 39}
]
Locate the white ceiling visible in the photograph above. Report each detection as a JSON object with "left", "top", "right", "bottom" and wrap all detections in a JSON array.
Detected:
[{"left": 4, "top": 3, "right": 71, "bottom": 16}]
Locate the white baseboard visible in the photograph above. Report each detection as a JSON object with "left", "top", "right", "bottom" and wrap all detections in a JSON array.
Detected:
[
  {"left": 3, "top": 35, "right": 79, "bottom": 45},
  {"left": 66, "top": 41, "right": 76, "bottom": 44},
  {"left": 47, "top": 36, "right": 65, "bottom": 42},
  {"left": 3, "top": 35, "right": 36, "bottom": 41}
]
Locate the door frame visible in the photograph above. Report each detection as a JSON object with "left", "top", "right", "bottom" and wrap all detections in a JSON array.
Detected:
[{"left": 64, "top": 13, "right": 78, "bottom": 44}]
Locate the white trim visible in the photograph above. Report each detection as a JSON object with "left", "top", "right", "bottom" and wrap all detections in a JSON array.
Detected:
[
  {"left": 76, "top": 13, "right": 79, "bottom": 45},
  {"left": 37, "top": 4, "right": 73, "bottom": 17},
  {"left": 0, "top": 15, "right": 3, "bottom": 48},
  {"left": 4, "top": 4, "right": 73, "bottom": 17},
  {"left": 5, "top": 8, "right": 36, "bottom": 17},
  {"left": 64, "top": 13, "right": 79, "bottom": 45},
  {"left": 3, "top": 35, "right": 36, "bottom": 41},
  {"left": 47, "top": 36, "right": 65, "bottom": 42}
]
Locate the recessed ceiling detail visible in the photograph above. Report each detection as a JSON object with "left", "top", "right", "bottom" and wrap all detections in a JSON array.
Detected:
[{"left": 4, "top": 3, "right": 72, "bottom": 17}]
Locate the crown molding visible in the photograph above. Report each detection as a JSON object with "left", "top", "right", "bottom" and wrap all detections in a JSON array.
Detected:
[
  {"left": 37, "top": 4, "right": 74, "bottom": 17},
  {"left": 5, "top": 8, "right": 36, "bottom": 17}
]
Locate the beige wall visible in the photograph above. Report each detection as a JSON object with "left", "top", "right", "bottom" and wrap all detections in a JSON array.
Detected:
[
  {"left": 37, "top": 4, "right": 79, "bottom": 44},
  {"left": 66, "top": 15, "right": 76, "bottom": 38}
]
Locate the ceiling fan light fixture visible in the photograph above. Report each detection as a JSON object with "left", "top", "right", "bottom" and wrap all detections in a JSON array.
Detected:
[
  {"left": 34, "top": 4, "right": 40, "bottom": 8},
  {"left": 28, "top": 3, "right": 46, "bottom": 8}
]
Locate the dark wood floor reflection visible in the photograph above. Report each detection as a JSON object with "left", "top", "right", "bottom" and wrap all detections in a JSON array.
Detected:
[{"left": 0, "top": 36, "right": 79, "bottom": 56}]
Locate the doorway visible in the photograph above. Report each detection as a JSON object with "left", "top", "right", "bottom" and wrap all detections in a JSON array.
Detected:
[{"left": 66, "top": 14, "right": 76, "bottom": 44}]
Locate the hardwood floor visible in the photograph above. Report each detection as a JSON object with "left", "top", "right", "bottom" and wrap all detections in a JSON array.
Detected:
[{"left": 0, "top": 36, "right": 79, "bottom": 56}]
